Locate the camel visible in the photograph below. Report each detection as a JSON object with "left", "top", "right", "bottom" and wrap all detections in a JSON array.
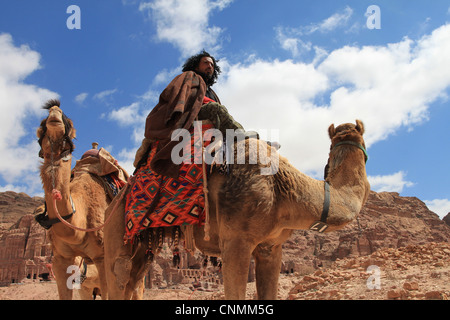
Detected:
[
  {"left": 104, "top": 119, "right": 370, "bottom": 300},
  {"left": 37, "top": 100, "right": 111, "bottom": 299}
]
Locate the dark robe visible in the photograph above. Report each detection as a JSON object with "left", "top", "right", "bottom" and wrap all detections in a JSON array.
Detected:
[{"left": 144, "top": 71, "right": 206, "bottom": 178}]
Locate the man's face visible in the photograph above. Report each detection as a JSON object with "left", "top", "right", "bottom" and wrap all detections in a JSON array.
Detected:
[{"left": 196, "top": 56, "right": 214, "bottom": 77}]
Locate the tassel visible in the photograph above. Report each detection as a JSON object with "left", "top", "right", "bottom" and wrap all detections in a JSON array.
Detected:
[
  {"left": 156, "top": 227, "right": 164, "bottom": 254},
  {"left": 52, "top": 189, "right": 62, "bottom": 201},
  {"left": 172, "top": 227, "right": 181, "bottom": 267},
  {"left": 146, "top": 230, "right": 154, "bottom": 262}
]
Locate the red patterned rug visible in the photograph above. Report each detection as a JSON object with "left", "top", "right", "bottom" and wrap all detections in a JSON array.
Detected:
[{"left": 124, "top": 124, "right": 213, "bottom": 243}]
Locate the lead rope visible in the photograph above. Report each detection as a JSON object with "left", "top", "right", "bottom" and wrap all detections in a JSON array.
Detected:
[
  {"left": 47, "top": 133, "right": 133, "bottom": 233},
  {"left": 51, "top": 183, "right": 128, "bottom": 233},
  {"left": 198, "top": 120, "right": 211, "bottom": 242}
]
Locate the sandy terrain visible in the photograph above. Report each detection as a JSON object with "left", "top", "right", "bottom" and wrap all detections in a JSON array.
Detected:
[{"left": 1, "top": 242, "right": 448, "bottom": 301}]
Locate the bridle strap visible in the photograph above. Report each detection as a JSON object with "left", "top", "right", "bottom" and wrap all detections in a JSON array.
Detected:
[
  {"left": 35, "top": 195, "right": 76, "bottom": 230},
  {"left": 320, "top": 181, "right": 330, "bottom": 223},
  {"left": 333, "top": 141, "right": 369, "bottom": 163},
  {"left": 309, "top": 181, "right": 330, "bottom": 233}
]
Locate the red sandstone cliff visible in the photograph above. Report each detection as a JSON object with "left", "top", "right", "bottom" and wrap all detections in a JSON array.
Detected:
[{"left": 281, "top": 191, "right": 450, "bottom": 273}]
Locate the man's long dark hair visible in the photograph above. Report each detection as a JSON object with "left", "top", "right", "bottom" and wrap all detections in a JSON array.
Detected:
[{"left": 182, "top": 50, "right": 221, "bottom": 86}]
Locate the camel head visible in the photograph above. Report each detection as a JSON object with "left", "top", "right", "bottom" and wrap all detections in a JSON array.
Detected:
[
  {"left": 324, "top": 120, "right": 368, "bottom": 179},
  {"left": 37, "top": 99, "right": 76, "bottom": 160},
  {"left": 328, "top": 119, "right": 365, "bottom": 145}
]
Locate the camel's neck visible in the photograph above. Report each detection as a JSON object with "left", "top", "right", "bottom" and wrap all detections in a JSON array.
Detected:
[
  {"left": 323, "top": 147, "right": 370, "bottom": 227},
  {"left": 41, "top": 157, "right": 80, "bottom": 238},
  {"left": 326, "top": 146, "right": 368, "bottom": 190},
  {"left": 276, "top": 149, "right": 369, "bottom": 231},
  {"left": 42, "top": 157, "right": 72, "bottom": 195}
]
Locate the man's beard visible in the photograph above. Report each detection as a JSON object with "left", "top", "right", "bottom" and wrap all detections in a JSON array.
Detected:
[{"left": 196, "top": 71, "right": 215, "bottom": 87}]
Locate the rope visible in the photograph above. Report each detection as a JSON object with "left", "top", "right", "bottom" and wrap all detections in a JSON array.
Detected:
[
  {"left": 198, "top": 120, "right": 211, "bottom": 242},
  {"left": 51, "top": 178, "right": 131, "bottom": 233}
]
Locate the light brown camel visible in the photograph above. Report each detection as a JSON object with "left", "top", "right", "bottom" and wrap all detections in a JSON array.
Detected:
[
  {"left": 104, "top": 120, "right": 370, "bottom": 300},
  {"left": 37, "top": 100, "right": 110, "bottom": 299}
]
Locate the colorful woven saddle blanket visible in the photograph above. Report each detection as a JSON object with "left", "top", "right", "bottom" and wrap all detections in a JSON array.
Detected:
[{"left": 124, "top": 124, "right": 213, "bottom": 244}]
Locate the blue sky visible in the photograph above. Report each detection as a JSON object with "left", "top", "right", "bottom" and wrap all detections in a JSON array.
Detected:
[{"left": 0, "top": 0, "right": 449, "bottom": 219}]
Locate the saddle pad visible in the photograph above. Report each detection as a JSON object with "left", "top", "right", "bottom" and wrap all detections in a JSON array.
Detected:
[{"left": 124, "top": 124, "right": 213, "bottom": 243}]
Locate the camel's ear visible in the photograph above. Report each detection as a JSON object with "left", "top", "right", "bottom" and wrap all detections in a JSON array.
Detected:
[
  {"left": 328, "top": 124, "right": 336, "bottom": 139},
  {"left": 36, "top": 119, "right": 46, "bottom": 139},
  {"left": 67, "top": 119, "right": 76, "bottom": 140},
  {"left": 36, "top": 127, "right": 44, "bottom": 139},
  {"left": 69, "top": 128, "right": 77, "bottom": 140},
  {"left": 355, "top": 120, "right": 365, "bottom": 135}
]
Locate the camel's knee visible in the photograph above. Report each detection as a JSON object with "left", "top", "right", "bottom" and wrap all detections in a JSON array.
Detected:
[{"left": 113, "top": 256, "right": 132, "bottom": 290}]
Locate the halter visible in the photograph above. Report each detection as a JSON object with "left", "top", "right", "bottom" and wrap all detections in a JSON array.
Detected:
[
  {"left": 38, "top": 110, "right": 75, "bottom": 160},
  {"left": 332, "top": 140, "right": 369, "bottom": 163},
  {"left": 35, "top": 194, "right": 76, "bottom": 230},
  {"left": 39, "top": 134, "right": 74, "bottom": 160},
  {"left": 35, "top": 114, "right": 76, "bottom": 229}
]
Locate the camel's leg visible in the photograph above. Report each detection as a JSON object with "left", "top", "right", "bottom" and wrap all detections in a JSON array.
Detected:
[
  {"left": 253, "top": 243, "right": 283, "bottom": 300},
  {"left": 104, "top": 192, "right": 133, "bottom": 299},
  {"left": 52, "top": 255, "right": 76, "bottom": 300},
  {"left": 220, "top": 238, "right": 254, "bottom": 300},
  {"left": 131, "top": 278, "right": 146, "bottom": 300},
  {"left": 77, "top": 286, "right": 94, "bottom": 300},
  {"left": 124, "top": 242, "right": 150, "bottom": 300},
  {"left": 93, "top": 258, "right": 108, "bottom": 300}
]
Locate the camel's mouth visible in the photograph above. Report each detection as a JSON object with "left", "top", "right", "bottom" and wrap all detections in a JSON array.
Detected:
[
  {"left": 46, "top": 116, "right": 64, "bottom": 126},
  {"left": 46, "top": 107, "right": 64, "bottom": 126}
]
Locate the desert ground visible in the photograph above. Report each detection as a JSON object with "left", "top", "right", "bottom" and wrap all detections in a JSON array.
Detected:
[{"left": 1, "top": 242, "right": 448, "bottom": 301}]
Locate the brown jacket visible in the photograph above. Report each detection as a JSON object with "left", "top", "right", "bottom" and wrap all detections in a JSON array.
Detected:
[{"left": 142, "top": 71, "right": 207, "bottom": 178}]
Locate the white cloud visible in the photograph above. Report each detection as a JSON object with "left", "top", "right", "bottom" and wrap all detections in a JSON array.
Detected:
[
  {"left": 368, "top": 171, "right": 414, "bottom": 193},
  {"left": 75, "top": 92, "right": 88, "bottom": 104},
  {"left": 216, "top": 24, "right": 450, "bottom": 178},
  {"left": 217, "top": 58, "right": 330, "bottom": 174},
  {"left": 117, "top": 148, "right": 138, "bottom": 176},
  {"left": 139, "top": 0, "right": 233, "bottom": 56},
  {"left": 93, "top": 88, "right": 117, "bottom": 101},
  {"left": 152, "top": 67, "right": 180, "bottom": 86},
  {"left": 307, "top": 6, "right": 353, "bottom": 34},
  {"left": 107, "top": 102, "right": 143, "bottom": 127},
  {"left": 276, "top": 7, "right": 353, "bottom": 58},
  {"left": 275, "top": 27, "right": 311, "bottom": 57},
  {"left": 0, "top": 33, "right": 57, "bottom": 193},
  {"left": 424, "top": 199, "right": 450, "bottom": 220}
]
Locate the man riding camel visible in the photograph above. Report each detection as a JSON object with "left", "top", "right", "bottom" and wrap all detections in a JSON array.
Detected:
[
  {"left": 125, "top": 50, "right": 278, "bottom": 243},
  {"left": 133, "top": 50, "right": 249, "bottom": 177}
]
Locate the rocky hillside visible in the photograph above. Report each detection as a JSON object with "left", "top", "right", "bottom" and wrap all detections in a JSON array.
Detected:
[
  {"left": 0, "top": 192, "right": 44, "bottom": 230},
  {"left": 280, "top": 191, "right": 450, "bottom": 274},
  {"left": 0, "top": 190, "right": 449, "bottom": 300},
  {"left": 288, "top": 242, "right": 449, "bottom": 300}
]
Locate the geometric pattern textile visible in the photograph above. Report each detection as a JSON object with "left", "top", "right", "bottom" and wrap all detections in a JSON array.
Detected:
[{"left": 124, "top": 124, "right": 213, "bottom": 244}]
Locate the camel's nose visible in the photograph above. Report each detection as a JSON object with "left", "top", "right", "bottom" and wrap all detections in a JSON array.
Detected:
[
  {"left": 48, "top": 106, "right": 63, "bottom": 121},
  {"left": 49, "top": 106, "right": 62, "bottom": 114}
]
